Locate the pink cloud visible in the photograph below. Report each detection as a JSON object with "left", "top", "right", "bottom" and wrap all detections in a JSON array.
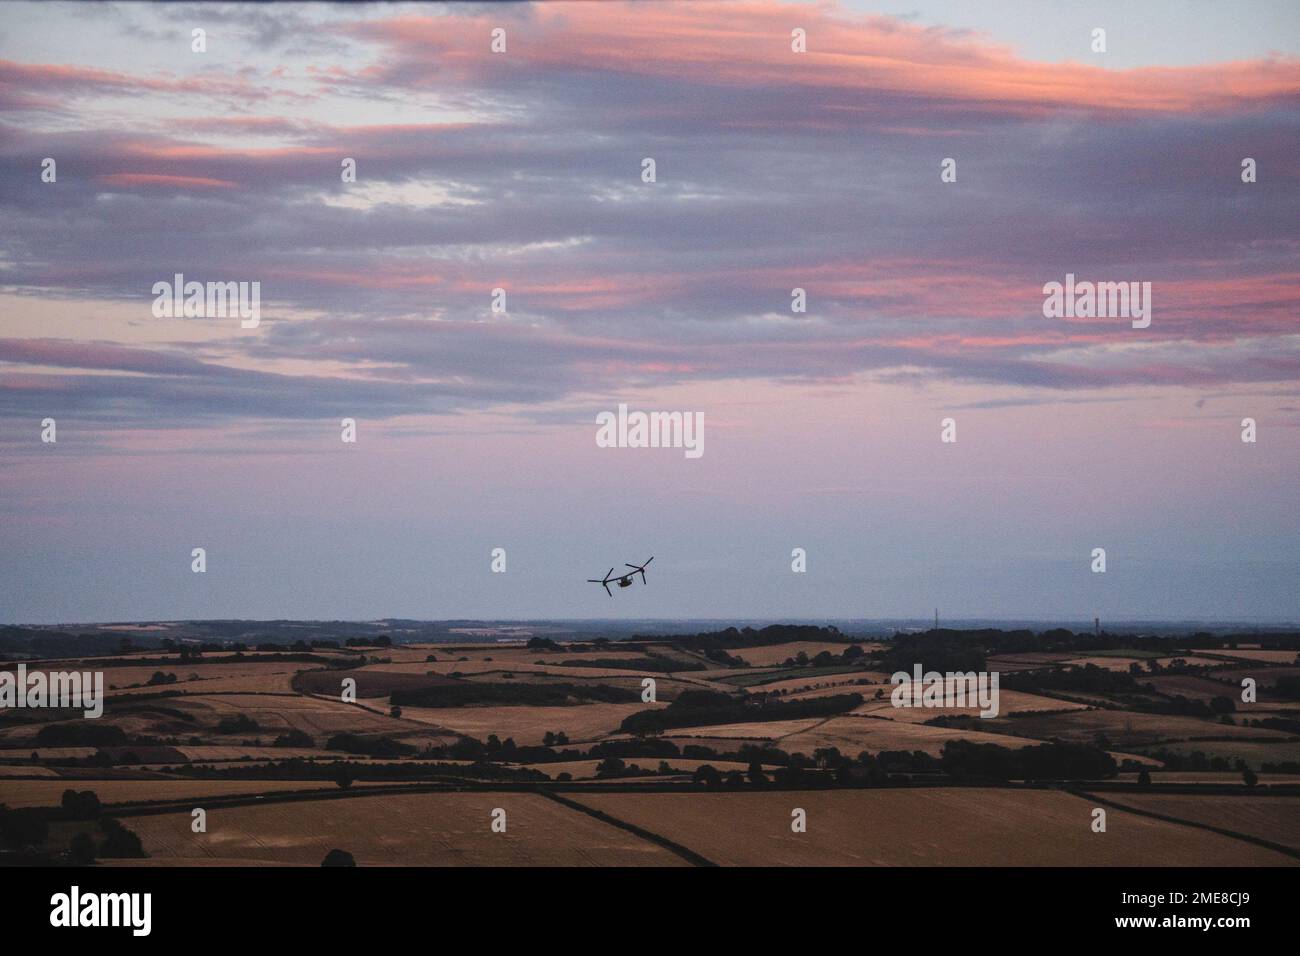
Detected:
[
  {"left": 342, "top": 3, "right": 1300, "bottom": 119},
  {"left": 96, "top": 173, "right": 239, "bottom": 189}
]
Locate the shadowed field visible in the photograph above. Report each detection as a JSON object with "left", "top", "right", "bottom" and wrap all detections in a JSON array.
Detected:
[{"left": 116, "top": 791, "right": 688, "bottom": 867}]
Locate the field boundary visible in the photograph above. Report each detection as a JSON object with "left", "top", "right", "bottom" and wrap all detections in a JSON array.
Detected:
[
  {"left": 538, "top": 791, "right": 717, "bottom": 866},
  {"left": 1071, "top": 789, "right": 1300, "bottom": 860}
]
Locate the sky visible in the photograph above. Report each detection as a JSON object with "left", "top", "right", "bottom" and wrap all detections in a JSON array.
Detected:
[{"left": 0, "top": 1, "right": 1297, "bottom": 625}]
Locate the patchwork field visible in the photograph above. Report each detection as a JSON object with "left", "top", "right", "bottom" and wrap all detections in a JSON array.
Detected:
[{"left": 5, "top": 624, "right": 1299, "bottom": 868}]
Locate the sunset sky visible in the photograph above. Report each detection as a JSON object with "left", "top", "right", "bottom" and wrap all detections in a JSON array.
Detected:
[{"left": 1, "top": 1, "right": 1297, "bottom": 624}]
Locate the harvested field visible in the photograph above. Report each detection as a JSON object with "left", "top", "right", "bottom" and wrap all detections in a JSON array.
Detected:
[
  {"left": 458, "top": 672, "right": 704, "bottom": 701},
  {"left": 1217, "top": 666, "right": 1300, "bottom": 689},
  {"left": 377, "top": 659, "right": 708, "bottom": 682},
  {"left": 729, "top": 642, "right": 863, "bottom": 667},
  {"left": 1140, "top": 675, "right": 1285, "bottom": 712},
  {"left": 666, "top": 717, "right": 823, "bottom": 741},
  {"left": 981, "top": 709, "right": 1291, "bottom": 749},
  {"left": 1096, "top": 793, "right": 1300, "bottom": 851},
  {"left": 662, "top": 715, "right": 1044, "bottom": 756},
  {"left": 397, "top": 701, "right": 658, "bottom": 745},
  {"left": 568, "top": 789, "right": 1297, "bottom": 866},
  {"left": 174, "top": 746, "right": 324, "bottom": 762},
  {"left": 773, "top": 715, "right": 1045, "bottom": 756},
  {"left": 0, "top": 778, "right": 379, "bottom": 809},
  {"left": 94, "top": 662, "right": 307, "bottom": 694},
  {"left": 534, "top": 651, "right": 649, "bottom": 663},
  {"left": 1138, "top": 739, "right": 1300, "bottom": 770},
  {"left": 133, "top": 671, "right": 298, "bottom": 695},
  {"left": 292, "top": 668, "right": 460, "bottom": 698},
  {"left": 1065, "top": 655, "right": 1229, "bottom": 672},
  {"left": 1115, "top": 771, "right": 1300, "bottom": 785},
  {"left": 167, "top": 694, "right": 418, "bottom": 737},
  {"left": 1200, "top": 650, "right": 1300, "bottom": 665},
  {"left": 0, "top": 765, "right": 60, "bottom": 777},
  {"left": 721, "top": 665, "right": 861, "bottom": 687},
  {"left": 760, "top": 674, "right": 886, "bottom": 697},
  {"left": 845, "top": 686, "right": 1088, "bottom": 722},
  {"left": 123, "top": 791, "right": 687, "bottom": 866},
  {"left": 0, "top": 746, "right": 97, "bottom": 760},
  {"left": 0, "top": 713, "right": 184, "bottom": 746},
  {"left": 522, "top": 758, "right": 759, "bottom": 780}
]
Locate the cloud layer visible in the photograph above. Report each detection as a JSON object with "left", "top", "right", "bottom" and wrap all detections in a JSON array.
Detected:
[{"left": 1, "top": 1, "right": 1297, "bottom": 432}]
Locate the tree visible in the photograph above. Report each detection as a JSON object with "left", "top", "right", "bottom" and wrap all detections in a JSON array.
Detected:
[
  {"left": 97, "top": 819, "right": 146, "bottom": 859},
  {"left": 0, "top": 805, "right": 48, "bottom": 849},
  {"left": 69, "top": 832, "right": 97, "bottom": 864},
  {"left": 61, "top": 789, "right": 102, "bottom": 819},
  {"left": 1137, "top": 768, "right": 1151, "bottom": 787},
  {"left": 813, "top": 746, "right": 844, "bottom": 769},
  {"left": 322, "top": 849, "right": 356, "bottom": 867},
  {"left": 1242, "top": 767, "right": 1259, "bottom": 788},
  {"left": 335, "top": 770, "right": 354, "bottom": 790},
  {"left": 692, "top": 765, "right": 721, "bottom": 787},
  {"left": 389, "top": 705, "right": 402, "bottom": 719}
]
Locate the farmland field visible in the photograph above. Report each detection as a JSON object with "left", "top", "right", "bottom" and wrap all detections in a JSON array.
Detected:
[
  {"left": 729, "top": 642, "right": 867, "bottom": 667},
  {"left": 397, "top": 701, "right": 656, "bottom": 745},
  {"left": 118, "top": 791, "right": 689, "bottom": 866},
  {"left": 0, "top": 778, "right": 395, "bottom": 809},
  {"left": 4, "top": 622, "right": 1299, "bottom": 869},
  {"left": 567, "top": 790, "right": 1297, "bottom": 866},
  {"left": 979, "top": 710, "right": 1293, "bottom": 749},
  {"left": 167, "top": 694, "right": 424, "bottom": 737},
  {"left": 765, "top": 715, "right": 1045, "bottom": 755},
  {"left": 1096, "top": 793, "right": 1300, "bottom": 851}
]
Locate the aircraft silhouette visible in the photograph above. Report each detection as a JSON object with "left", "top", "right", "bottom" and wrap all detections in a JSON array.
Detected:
[{"left": 588, "top": 557, "right": 653, "bottom": 596}]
